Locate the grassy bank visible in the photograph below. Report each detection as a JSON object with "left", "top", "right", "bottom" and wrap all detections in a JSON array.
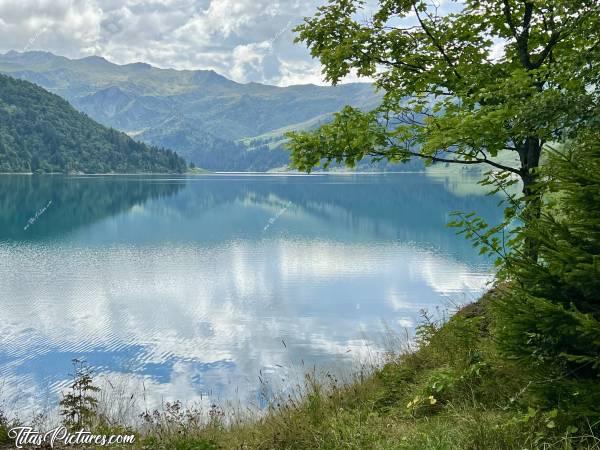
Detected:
[
  {"left": 138, "top": 287, "right": 592, "bottom": 450},
  {"left": 3, "top": 287, "right": 596, "bottom": 450}
]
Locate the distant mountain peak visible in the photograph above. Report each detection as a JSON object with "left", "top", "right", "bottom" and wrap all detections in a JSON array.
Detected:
[
  {"left": 125, "top": 62, "right": 152, "bottom": 69},
  {"left": 80, "top": 55, "right": 109, "bottom": 62},
  {"left": 192, "top": 69, "right": 236, "bottom": 86}
]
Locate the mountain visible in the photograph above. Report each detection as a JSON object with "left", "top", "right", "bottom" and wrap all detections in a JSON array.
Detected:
[
  {"left": 0, "top": 74, "right": 187, "bottom": 174},
  {"left": 0, "top": 51, "right": 394, "bottom": 171}
]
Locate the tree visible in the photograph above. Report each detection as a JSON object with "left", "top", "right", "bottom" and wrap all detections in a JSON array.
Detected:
[
  {"left": 30, "top": 155, "right": 40, "bottom": 173},
  {"left": 287, "top": 0, "right": 599, "bottom": 249},
  {"left": 60, "top": 359, "right": 100, "bottom": 430},
  {"left": 492, "top": 127, "right": 600, "bottom": 422}
]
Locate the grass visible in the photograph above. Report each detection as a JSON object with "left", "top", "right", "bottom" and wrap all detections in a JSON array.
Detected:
[{"left": 1, "top": 288, "right": 598, "bottom": 449}]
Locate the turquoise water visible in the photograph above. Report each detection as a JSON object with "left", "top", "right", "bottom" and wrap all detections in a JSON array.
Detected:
[{"left": 0, "top": 173, "right": 501, "bottom": 411}]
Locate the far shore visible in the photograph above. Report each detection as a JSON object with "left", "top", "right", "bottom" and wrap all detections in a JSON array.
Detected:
[{"left": 0, "top": 170, "right": 428, "bottom": 176}]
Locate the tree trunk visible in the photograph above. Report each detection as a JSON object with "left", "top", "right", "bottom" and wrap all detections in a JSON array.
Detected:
[{"left": 518, "top": 137, "right": 543, "bottom": 261}]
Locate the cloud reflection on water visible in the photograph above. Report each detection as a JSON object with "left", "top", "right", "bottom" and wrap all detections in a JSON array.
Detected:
[{"left": 0, "top": 174, "right": 498, "bottom": 414}]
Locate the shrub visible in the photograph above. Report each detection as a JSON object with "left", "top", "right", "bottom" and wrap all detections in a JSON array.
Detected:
[
  {"left": 0, "top": 408, "right": 9, "bottom": 445},
  {"left": 494, "top": 129, "right": 600, "bottom": 424},
  {"left": 60, "top": 358, "right": 101, "bottom": 430}
]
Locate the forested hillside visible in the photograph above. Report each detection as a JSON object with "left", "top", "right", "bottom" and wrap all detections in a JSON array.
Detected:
[
  {"left": 0, "top": 51, "right": 388, "bottom": 171},
  {"left": 0, "top": 74, "right": 187, "bottom": 174}
]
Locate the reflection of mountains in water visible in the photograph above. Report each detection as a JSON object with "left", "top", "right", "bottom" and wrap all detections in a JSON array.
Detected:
[
  {"left": 0, "top": 174, "right": 503, "bottom": 264},
  {"left": 164, "top": 175, "right": 504, "bottom": 261},
  {"left": 0, "top": 175, "right": 184, "bottom": 240}
]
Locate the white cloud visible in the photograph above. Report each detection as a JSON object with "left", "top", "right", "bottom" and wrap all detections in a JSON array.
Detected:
[
  {"left": 0, "top": 0, "right": 103, "bottom": 55},
  {"left": 0, "top": 0, "right": 471, "bottom": 85},
  {"left": 277, "top": 59, "right": 325, "bottom": 86},
  {"left": 0, "top": 0, "right": 365, "bottom": 86},
  {"left": 230, "top": 41, "right": 272, "bottom": 82},
  {"left": 489, "top": 38, "right": 508, "bottom": 62}
]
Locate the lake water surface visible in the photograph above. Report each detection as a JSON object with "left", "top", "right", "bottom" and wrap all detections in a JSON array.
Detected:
[{"left": 0, "top": 173, "right": 501, "bottom": 412}]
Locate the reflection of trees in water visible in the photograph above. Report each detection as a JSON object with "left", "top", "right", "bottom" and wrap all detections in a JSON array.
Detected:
[
  {"left": 0, "top": 174, "right": 503, "bottom": 263},
  {"left": 171, "top": 175, "right": 503, "bottom": 260},
  {"left": 0, "top": 175, "right": 184, "bottom": 240}
]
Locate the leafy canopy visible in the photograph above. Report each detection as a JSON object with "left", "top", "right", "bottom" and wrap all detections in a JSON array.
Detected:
[{"left": 287, "top": 0, "right": 599, "bottom": 185}]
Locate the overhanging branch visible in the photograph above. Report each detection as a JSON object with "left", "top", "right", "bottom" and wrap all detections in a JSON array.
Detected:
[{"left": 371, "top": 140, "right": 522, "bottom": 176}]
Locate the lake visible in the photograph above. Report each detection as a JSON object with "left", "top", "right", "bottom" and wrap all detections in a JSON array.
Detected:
[{"left": 0, "top": 173, "right": 501, "bottom": 413}]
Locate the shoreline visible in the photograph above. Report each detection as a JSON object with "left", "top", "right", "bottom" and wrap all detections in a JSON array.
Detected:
[{"left": 0, "top": 170, "right": 427, "bottom": 176}]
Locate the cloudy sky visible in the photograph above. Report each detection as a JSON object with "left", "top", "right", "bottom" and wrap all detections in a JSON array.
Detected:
[{"left": 0, "top": 0, "right": 359, "bottom": 86}]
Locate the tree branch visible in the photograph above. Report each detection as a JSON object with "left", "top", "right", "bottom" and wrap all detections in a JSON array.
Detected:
[
  {"left": 502, "top": 0, "right": 518, "bottom": 38},
  {"left": 411, "top": 1, "right": 463, "bottom": 80},
  {"left": 374, "top": 141, "right": 522, "bottom": 175},
  {"left": 503, "top": 0, "right": 533, "bottom": 69},
  {"left": 522, "top": 2, "right": 533, "bottom": 36},
  {"left": 531, "top": 31, "right": 561, "bottom": 69},
  {"left": 376, "top": 56, "right": 425, "bottom": 73}
]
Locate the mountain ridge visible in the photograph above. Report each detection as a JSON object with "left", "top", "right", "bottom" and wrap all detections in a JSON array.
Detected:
[{"left": 0, "top": 51, "right": 389, "bottom": 171}]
